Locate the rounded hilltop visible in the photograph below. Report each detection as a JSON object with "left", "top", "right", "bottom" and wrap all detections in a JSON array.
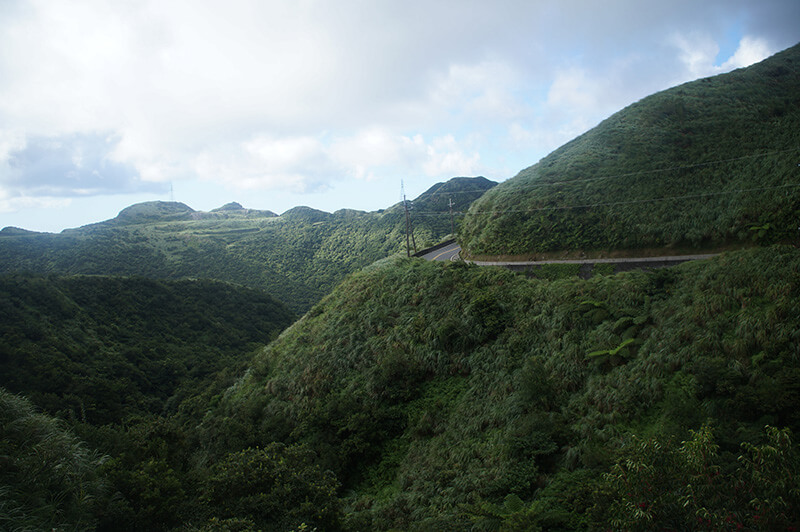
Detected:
[{"left": 460, "top": 43, "right": 800, "bottom": 259}]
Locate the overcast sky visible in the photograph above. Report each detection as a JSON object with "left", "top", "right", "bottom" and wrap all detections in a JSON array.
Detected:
[{"left": 1, "top": 0, "right": 799, "bottom": 232}]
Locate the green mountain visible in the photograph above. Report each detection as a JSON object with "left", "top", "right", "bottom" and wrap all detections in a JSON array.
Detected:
[
  {"left": 202, "top": 245, "right": 800, "bottom": 529},
  {"left": 460, "top": 44, "right": 800, "bottom": 257},
  {"left": 0, "top": 176, "right": 496, "bottom": 313},
  {"left": 0, "top": 273, "right": 295, "bottom": 425},
  {"left": 114, "top": 201, "right": 196, "bottom": 224},
  {"left": 5, "top": 43, "right": 800, "bottom": 532}
]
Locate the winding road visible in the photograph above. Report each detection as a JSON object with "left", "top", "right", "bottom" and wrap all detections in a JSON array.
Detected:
[
  {"left": 418, "top": 240, "right": 717, "bottom": 270},
  {"left": 418, "top": 241, "right": 462, "bottom": 262}
]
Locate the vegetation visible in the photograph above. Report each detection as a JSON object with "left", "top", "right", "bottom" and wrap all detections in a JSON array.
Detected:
[
  {"left": 460, "top": 43, "right": 800, "bottom": 257},
  {"left": 0, "top": 274, "right": 295, "bottom": 424},
  {"left": 11, "top": 246, "right": 796, "bottom": 530},
  {"left": 200, "top": 245, "right": 800, "bottom": 529},
  {"left": 0, "top": 177, "right": 495, "bottom": 313},
  {"left": 1, "top": 388, "right": 105, "bottom": 531},
  {"left": 3, "top": 43, "right": 800, "bottom": 532}
]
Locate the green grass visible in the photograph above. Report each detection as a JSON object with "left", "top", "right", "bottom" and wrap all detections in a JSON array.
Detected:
[
  {"left": 0, "top": 177, "right": 495, "bottom": 313},
  {"left": 202, "top": 244, "right": 800, "bottom": 528},
  {"left": 460, "top": 43, "right": 800, "bottom": 257}
]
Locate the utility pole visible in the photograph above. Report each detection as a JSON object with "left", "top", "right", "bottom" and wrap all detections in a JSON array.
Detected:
[
  {"left": 448, "top": 197, "right": 455, "bottom": 236},
  {"left": 401, "top": 180, "right": 417, "bottom": 257}
]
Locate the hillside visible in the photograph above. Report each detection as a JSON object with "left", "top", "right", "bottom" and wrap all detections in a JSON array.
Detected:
[
  {"left": 0, "top": 176, "right": 496, "bottom": 313},
  {"left": 200, "top": 245, "right": 800, "bottom": 529},
  {"left": 5, "top": 42, "right": 800, "bottom": 532},
  {"left": 460, "top": 43, "right": 800, "bottom": 257},
  {"left": 0, "top": 273, "right": 295, "bottom": 424},
  {"left": 4, "top": 247, "right": 798, "bottom": 530}
]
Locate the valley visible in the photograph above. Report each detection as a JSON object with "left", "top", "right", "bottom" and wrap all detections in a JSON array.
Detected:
[{"left": 1, "top": 44, "right": 799, "bottom": 531}]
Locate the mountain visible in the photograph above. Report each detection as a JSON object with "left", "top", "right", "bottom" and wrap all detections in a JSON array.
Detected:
[
  {"left": 0, "top": 176, "right": 497, "bottom": 313},
  {"left": 5, "top": 43, "right": 800, "bottom": 532},
  {"left": 211, "top": 201, "right": 246, "bottom": 212},
  {"left": 460, "top": 43, "right": 800, "bottom": 258},
  {"left": 0, "top": 273, "right": 295, "bottom": 425},
  {"left": 201, "top": 245, "right": 800, "bottom": 529},
  {"left": 114, "top": 201, "right": 195, "bottom": 224}
]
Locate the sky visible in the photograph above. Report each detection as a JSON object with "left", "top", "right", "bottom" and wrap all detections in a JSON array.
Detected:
[{"left": 1, "top": 0, "right": 799, "bottom": 232}]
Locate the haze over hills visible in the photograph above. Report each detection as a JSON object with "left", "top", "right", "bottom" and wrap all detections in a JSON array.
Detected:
[
  {"left": 460, "top": 43, "right": 800, "bottom": 258},
  {"left": 2, "top": 44, "right": 800, "bottom": 531},
  {"left": 0, "top": 176, "right": 496, "bottom": 313}
]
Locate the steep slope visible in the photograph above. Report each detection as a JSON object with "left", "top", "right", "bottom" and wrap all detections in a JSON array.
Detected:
[
  {"left": 460, "top": 43, "right": 800, "bottom": 257},
  {"left": 1, "top": 389, "right": 105, "bottom": 531},
  {"left": 0, "top": 176, "right": 496, "bottom": 312},
  {"left": 202, "top": 245, "right": 800, "bottom": 529},
  {"left": 0, "top": 273, "right": 295, "bottom": 424},
  {"left": 403, "top": 175, "right": 498, "bottom": 237}
]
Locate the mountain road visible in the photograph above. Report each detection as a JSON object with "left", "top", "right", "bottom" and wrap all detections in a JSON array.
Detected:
[{"left": 417, "top": 241, "right": 717, "bottom": 272}]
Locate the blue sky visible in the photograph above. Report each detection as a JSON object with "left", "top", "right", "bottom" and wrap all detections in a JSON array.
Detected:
[{"left": 1, "top": 0, "right": 799, "bottom": 232}]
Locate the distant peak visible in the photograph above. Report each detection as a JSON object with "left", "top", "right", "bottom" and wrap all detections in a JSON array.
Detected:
[
  {"left": 115, "top": 201, "right": 195, "bottom": 224},
  {"left": 212, "top": 202, "right": 245, "bottom": 212}
]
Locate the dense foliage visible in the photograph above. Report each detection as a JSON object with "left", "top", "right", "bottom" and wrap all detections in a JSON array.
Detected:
[
  {"left": 202, "top": 245, "right": 800, "bottom": 529},
  {"left": 0, "top": 274, "right": 301, "bottom": 530},
  {"left": 0, "top": 274, "right": 295, "bottom": 424},
  {"left": 0, "top": 177, "right": 495, "bottom": 313},
  {"left": 4, "top": 44, "right": 800, "bottom": 532},
  {"left": 1, "top": 388, "right": 105, "bottom": 531},
  {"left": 460, "top": 43, "right": 800, "bottom": 257}
]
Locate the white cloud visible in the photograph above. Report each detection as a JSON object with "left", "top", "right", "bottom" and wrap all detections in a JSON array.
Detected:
[
  {"left": 422, "top": 135, "right": 481, "bottom": 177},
  {"left": 671, "top": 33, "right": 774, "bottom": 79},
  {"left": 329, "top": 129, "right": 427, "bottom": 180},
  {"left": 429, "top": 60, "right": 525, "bottom": 122},
  {"left": 0, "top": 0, "right": 798, "bottom": 230},
  {"left": 720, "top": 36, "right": 772, "bottom": 70},
  {"left": 0, "top": 194, "right": 71, "bottom": 215}
]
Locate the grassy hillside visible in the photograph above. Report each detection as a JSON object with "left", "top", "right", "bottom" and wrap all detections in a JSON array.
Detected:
[
  {"left": 5, "top": 44, "right": 800, "bottom": 532},
  {"left": 1, "top": 389, "right": 105, "bottom": 531},
  {"left": 0, "top": 177, "right": 495, "bottom": 313},
  {"left": 460, "top": 43, "right": 800, "bottom": 257},
  {"left": 201, "top": 245, "right": 800, "bottom": 529},
  {"left": 0, "top": 274, "right": 295, "bottom": 425}
]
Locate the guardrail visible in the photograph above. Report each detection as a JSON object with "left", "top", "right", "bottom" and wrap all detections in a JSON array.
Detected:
[{"left": 412, "top": 238, "right": 457, "bottom": 258}]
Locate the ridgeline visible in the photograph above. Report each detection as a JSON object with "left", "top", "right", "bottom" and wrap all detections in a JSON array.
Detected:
[
  {"left": 460, "top": 43, "right": 800, "bottom": 258},
  {"left": 0, "top": 177, "right": 495, "bottom": 314},
  {"left": 2, "top": 44, "right": 800, "bottom": 531}
]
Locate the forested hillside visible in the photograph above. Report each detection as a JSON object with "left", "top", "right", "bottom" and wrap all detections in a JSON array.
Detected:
[
  {"left": 0, "top": 274, "right": 295, "bottom": 424},
  {"left": 6, "top": 246, "right": 797, "bottom": 530},
  {"left": 0, "top": 177, "right": 496, "bottom": 313},
  {"left": 460, "top": 43, "right": 800, "bottom": 257},
  {"left": 201, "top": 245, "right": 800, "bottom": 529},
  {"left": 4, "top": 40, "right": 800, "bottom": 532},
  {"left": 0, "top": 274, "right": 296, "bottom": 530}
]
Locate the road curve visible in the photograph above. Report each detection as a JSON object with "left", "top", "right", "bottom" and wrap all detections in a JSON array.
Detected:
[
  {"left": 417, "top": 241, "right": 462, "bottom": 262},
  {"left": 419, "top": 243, "right": 716, "bottom": 266}
]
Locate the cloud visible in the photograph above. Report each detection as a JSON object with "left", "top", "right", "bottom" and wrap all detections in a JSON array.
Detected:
[
  {"left": 720, "top": 36, "right": 773, "bottom": 70},
  {"left": 0, "top": 0, "right": 798, "bottom": 216},
  {"left": 189, "top": 129, "right": 483, "bottom": 192},
  {"left": 670, "top": 33, "right": 773, "bottom": 79},
  {"left": 0, "top": 195, "right": 71, "bottom": 215},
  {"left": 1, "top": 132, "right": 164, "bottom": 197}
]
